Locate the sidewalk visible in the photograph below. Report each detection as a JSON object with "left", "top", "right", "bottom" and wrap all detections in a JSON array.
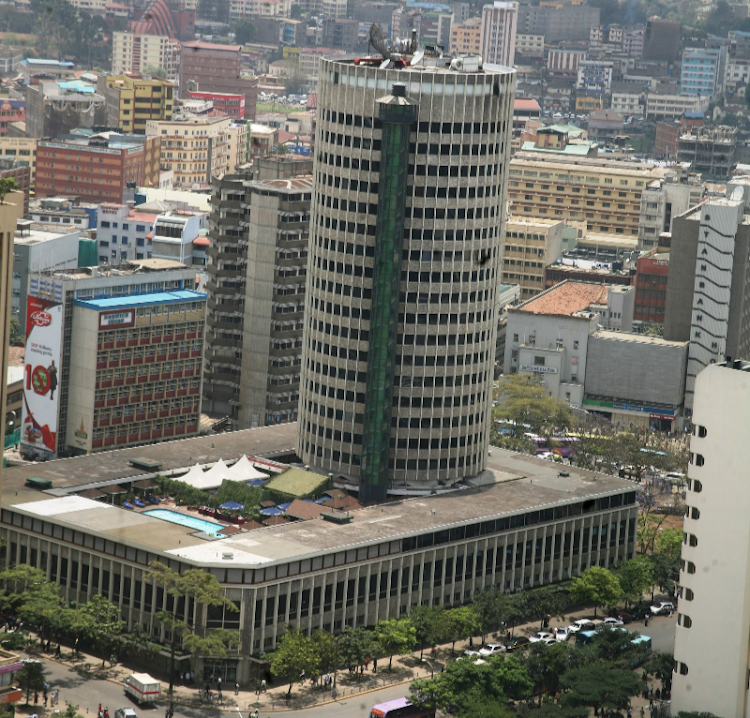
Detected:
[{"left": 20, "top": 600, "right": 674, "bottom": 713}]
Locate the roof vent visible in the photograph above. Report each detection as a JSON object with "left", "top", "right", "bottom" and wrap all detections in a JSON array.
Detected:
[
  {"left": 392, "top": 83, "right": 407, "bottom": 98},
  {"left": 222, "top": 552, "right": 234, "bottom": 560}
]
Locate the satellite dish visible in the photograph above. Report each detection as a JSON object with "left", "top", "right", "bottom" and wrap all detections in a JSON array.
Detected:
[
  {"left": 369, "top": 23, "right": 392, "bottom": 61},
  {"left": 732, "top": 185, "right": 744, "bottom": 202}
]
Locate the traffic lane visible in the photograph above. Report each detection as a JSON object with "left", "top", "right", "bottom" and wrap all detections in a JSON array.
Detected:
[{"left": 633, "top": 613, "right": 677, "bottom": 653}]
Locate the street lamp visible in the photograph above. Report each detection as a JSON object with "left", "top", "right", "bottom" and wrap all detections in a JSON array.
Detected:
[{"left": 421, "top": 657, "right": 434, "bottom": 679}]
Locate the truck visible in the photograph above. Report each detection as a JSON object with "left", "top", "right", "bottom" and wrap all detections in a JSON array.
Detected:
[{"left": 124, "top": 673, "right": 160, "bottom": 705}]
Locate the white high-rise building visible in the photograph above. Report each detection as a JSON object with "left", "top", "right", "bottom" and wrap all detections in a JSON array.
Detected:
[
  {"left": 672, "top": 360, "right": 750, "bottom": 718},
  {"left": 480, "top": 1, "right": 518, "bottom": 67}
]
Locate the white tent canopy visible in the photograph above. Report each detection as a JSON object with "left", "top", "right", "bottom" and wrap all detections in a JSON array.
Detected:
[{"left": 227, "top": 455, "right": 268, "bottom": 482}]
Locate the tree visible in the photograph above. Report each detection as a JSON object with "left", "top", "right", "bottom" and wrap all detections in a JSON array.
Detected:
[
  {"left": 472, "top": 589, "right": 507, "bottom": 644},
  {"left": 0, "top": 177, "right": 17, "bottom": 204},
  {"left": 617, "top": 556, "right": 654, "bottom": 607},
  {"left": 290, "top": 3, "right": 302, "bottom": 18},
  {"left": 336, "top": 627, "right": 377, "bottom": 677},
  {"left": 569, "top": 567, "right": 622, "bottom": 616},
  {"left": 284, "top": 69, "right": 307, "bottom": 96},
  {"left": 655, "top": 527, "right": 684, "bottom": 559},
  {"left": 0, "top": 565, "right": 63, "bottom": 639},
  {"left": 375, "top": 618, "right": 416, "bottom": 671},
  {"left": 147, "top": 561, "right": 239, "bottom": 695},
  {"left": 9, "top": 316, "right": 23, "bottom": 346},
  {"left": 523, "top": 585, "right": 569, "bottom": 629},
  {"left": 311, "top": 629, "right": 337, "bottom": 674},
  {"left": 411, "top": 605, "right": 446, "bottom": 658},
  {"left": 524, "top": 641, "right": 574, "bottom": 704},
  {"left": 143, "top": 64, "right": 167, "bottom": 79},
  {"left": 585, "top": 626, "right": 650, "bottom": 668},
  {"left": 77, "top": 595, "right": 125, "bottom": 667},
  {"left": 409, "top": 654, "right": 532, "bottom": 716},
  {"left": 235, "top": 17, "right": 256, "bottom": 44},
  {"left": 561, "top": 663, "right": 643, "bottom": 713},
  {"left": 493, "top": 375, "right": 572, "bottom": 441},
  {"left": 16, "top": 660, "right": 46, "bottom": 705},
  {"left": 270, "top": 627, "right": 319, "bottom": 697},
  {"left": 645, "top": 651, "right": 674, "bottom": 694},
  {"left": 445, "top": 606, "right": 479, "bottom": 653}
]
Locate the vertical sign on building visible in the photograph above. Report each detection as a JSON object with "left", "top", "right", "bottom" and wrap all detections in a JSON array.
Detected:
[{"left": 21, "top": 296, "right": 63, "bottom": 459}]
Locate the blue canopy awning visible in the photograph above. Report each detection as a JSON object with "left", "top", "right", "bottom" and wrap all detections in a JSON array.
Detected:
[{"left": 219, "top": 501, "right": 244, "bottom": 511}]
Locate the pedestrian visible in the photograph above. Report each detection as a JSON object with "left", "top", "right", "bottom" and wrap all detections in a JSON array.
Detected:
[
  {"left": 235, "top": 682, "right": 239, "bottom": 695},
  {"left": 669, "top": 610, "right": 673, "bottom": 618},
  {"left": 373, "top": 658, "right": 377, "bottom": 673},
  {"left": 430, "top": 646, "right": 436, "bottom": 659},
  {"left": 469, "top": 637, "right": 474, "bottom": 649},
  {"left": 261, "top": 679, "right": 266, "bottom": 692},
  {"left": 641, "top": 708, "right": 645, "bottom": 718},
  {"left": 365, "top": 657, "right": 370, "bottom": 669},
  {"left": 650, "top": 685, "right": 654, "bottom": 698},
  {"left": 628, "top": 708, "right": 632, "bottom": 718},
  {"left": 180, "top": 672, "right": 184, "bottom": 685},
  {"left": 644, "top": 616, "right": 649, "bottom": 628}
]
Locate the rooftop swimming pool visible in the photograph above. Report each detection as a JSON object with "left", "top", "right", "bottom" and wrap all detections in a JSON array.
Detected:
[{"left": 144, "top": 508, "right": 226, "bottom": 538}]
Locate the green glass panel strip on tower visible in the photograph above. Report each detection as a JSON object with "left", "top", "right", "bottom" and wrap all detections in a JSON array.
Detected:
[{"left": 361, "top": 98, "right": 417, "bottom": 504}]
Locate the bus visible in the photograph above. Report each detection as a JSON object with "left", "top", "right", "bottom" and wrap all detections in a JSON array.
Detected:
[
  {"left": 370, "top": 697, "right": 435, "bottom": 718},
  {"left": 525, "top": 435, "right": 579, "bottom": 458}
]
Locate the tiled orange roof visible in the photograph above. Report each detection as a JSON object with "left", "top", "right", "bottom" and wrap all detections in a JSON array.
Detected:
[
  {"left": 519, "top": 281, "right": 608, "bottom": 316},
  {"left": 285, "top": 499, "right": 329, "bottom": 521}
]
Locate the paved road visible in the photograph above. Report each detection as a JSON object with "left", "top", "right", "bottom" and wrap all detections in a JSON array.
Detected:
[
  {"left": 18, "top": 616, "right": 676, "bottom": 718},
  {"left": 19, "top": 659, "right": 410, "bottom": 718}
]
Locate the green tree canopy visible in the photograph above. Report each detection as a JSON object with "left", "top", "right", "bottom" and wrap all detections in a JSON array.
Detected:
[
  {"left": 493, "top": 375, "right": 572, "bottom": 441},
  {"left": 569, "top": 567, "right": 622, "bottom": 616},
  {"left": 472, "top": 589, "right": 507, "bottom": 643},
  {"left": 375, "top": 618, "right": 416, "bottom": 671},
  {"left": 561, "top": 662, "right": 643, "bottom": 713},
  {"left": 147, "top": 561, "right": 239, "bottom": 693},
  {"left": 524, "top": 641, "right": 574, "bottom": 702},
  {"left": 411, "top": 605, "right": 447, "bottom": 657},
  {"left": 235, "top": 17, "right": 256, "bottom": 44},
  {"left": 270, "top": 627, "right": 320, "bottom": 696},
  {"left": 617, "top": 556, "right": 654, "bottom": 606},
  {"left": 77, "top": 594, "right": 125, "bottom": 666},
  {"left": 409, "top": 655, "right": 532, "bottom": 715},
  {"left": 444, "top": 606, "right": 479, "bottom": 653},
  {"left": 16, "top": 660, "right": 46, "bottom": 704},
  {"left": 336, "top": 627, "right": 377, "bottom": 675}
]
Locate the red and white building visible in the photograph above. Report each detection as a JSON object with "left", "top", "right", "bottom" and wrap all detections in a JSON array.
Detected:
[
  {"left": 188, "top": 91, "right": 245, "bottom": 120},
  {"left": 21, "top": 260, "right": 206, "bottom": 459}
]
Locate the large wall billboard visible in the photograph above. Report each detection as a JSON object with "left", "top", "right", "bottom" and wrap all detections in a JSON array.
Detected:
[{"left": 21, "top": 296, "right": 63, "bottom": 459}]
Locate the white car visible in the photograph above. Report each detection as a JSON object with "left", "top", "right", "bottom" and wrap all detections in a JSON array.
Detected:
[
  {"left": 569, "top": 619, "right": 597, "bottom": 632},
  {"left": 528, "top": 631, "right": 553, "bottom": 643},
  {"left": 603, "top": 617, "right": 624, "bottom": 626},
  {"left": 650, "top": 601, "right": 674, "bottom": 615},
  {"left": 553, "top": 626, "right": 571, "bottom": 642},
  {"left": 478, "top": 643, "right": 506, "bottom": 657},
  {"left": 462, "top": 649, "right": 481, "bottom": 658}
]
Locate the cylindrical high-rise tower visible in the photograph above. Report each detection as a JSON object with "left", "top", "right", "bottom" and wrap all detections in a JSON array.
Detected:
[{"left": 298, "top": 53, "right": 516, "bottom": 497}]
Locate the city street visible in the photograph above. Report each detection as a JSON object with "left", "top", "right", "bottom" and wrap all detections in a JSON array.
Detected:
[{"left": 13, "top": 613, "right": 676, "bottom": 718}]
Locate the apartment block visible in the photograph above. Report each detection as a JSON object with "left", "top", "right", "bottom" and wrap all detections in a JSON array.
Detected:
[
  {"left": 642, "top": 17, "right": 681, "bottom": 62},
  {"left": 677, "top": 125, "right": 737, "bottom": 179},
  {"left": 500, "top": 218, "right": 564, "bottom": 300},
  {"left": 508, "top": 153, "right": 667, "bottom": 237},
  {"left": 179, "top": 41, "right": 258, "bottom": 120},
  {"left": 112, "top": 32, "right": 180, "bottom": 81},
  {"left": 633, "top": 252, "right": 669, "bottom": 325},
  {"left": 188, "top": 92, "right": 245, "bottom": 120},
  {"left": 480, "top": 1, "right": 518, "bottom": 67},
  {"left": 99, "top": 74, "right": 175, "bottom": 135},
  {"left": 638, "top": 170, "right": 703, "bottom": 249},
  {"left": 517, "top": 1, "right": 599, "bottom": 42},
  {"left": 0, "top": 138, "right": 36, "bottom": 186},
  {"left": 449, "top": 17, "right": 482, "bottom": 55},
  {"left": 146, "top": 116, "right": 231, "bottom": 189},
  {"left": 547, "top": 48, "right": 587, "bottom": 76},
  {"left": 35, "top": 136, "right": 161, "bottom": 203},
  {"left": 203, "top": 169, "right": 312, "bottom": 429},
  {"left": 645, "top": 91, "right": 710, "bottom": 121},
  {"left": 21, "top": 260, "right": 205, "bottom": 459},
  {"left": 681, "top": 47, "right": 726, "bottom": 98},
  {"left": 515, "top": 33, "right": 544, "bottom": 58},
  {"left": 229, "top": 0, "right": 292, "bottom": 19}
]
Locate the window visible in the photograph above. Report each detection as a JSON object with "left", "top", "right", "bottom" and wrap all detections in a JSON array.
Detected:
[{"left": 533, "top": 356, "right": 545, "bottom": 366}]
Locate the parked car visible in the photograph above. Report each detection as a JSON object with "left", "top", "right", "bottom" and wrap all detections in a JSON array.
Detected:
[
  {"left": 479, "top": 643, "right": 506, "bottom": 657},
  {"left": 630, "top": 606, "right": 652, "bottom": 621},
  {"left": 553, "top": 626, "right": 571, "bottom": 642},
  {"left": 462, "top": 649, "right": 481, "bottom": 658},
  {"left": 115, "top": 709, "right": 137, "bottom": 718},
  {"left": 603, "top": 617, "right": 624, "bottom": 626},
  {"left": 505, "top": 636, "right": 531, "bottom": 652},
  {"left": 650, "top": 601, "right": 674, "bottom": 615},
  {"left": 529, "top": 631, "right": 553, "bottom": 643},
  {"left": 611, "top": 609, "right": 634, "bottom": 624},
  {"left": 570, "top": 619, "right": 599, "bottom": 632}
]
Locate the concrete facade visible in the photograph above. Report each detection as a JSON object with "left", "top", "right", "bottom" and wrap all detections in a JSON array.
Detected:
[
  {"left": 203, "top": 166, "right": 312, "bottom": 429},
  {"left": 583, "top": 331, "right": 688, "bottom": 430},
  {"left": 297, "top": 56, "right": 515, "bottom": 492},
  {"left": 0, "top": 433, "right": 639, "bottom": 683},
  {"left": 664, "top": 188, "right": 750, "bottom": 412},
  {"left": 480, "top": 1, "right": 518, "bottom": 68},
  {"left": 672, "top": 362, "right": 750, "bottom": 718}
]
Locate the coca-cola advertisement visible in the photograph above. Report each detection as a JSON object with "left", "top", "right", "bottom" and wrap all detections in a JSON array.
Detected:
[{"left": 21, "top": 295, "right": 63, "bottom": 459}]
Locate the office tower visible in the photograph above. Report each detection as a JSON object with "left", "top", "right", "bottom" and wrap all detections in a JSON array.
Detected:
[
  {"left": 20, "top": 261, "right": 205, "bottom": 460},
  {"left": 480, "top": 1, "right": 518, "bottom": 67},
  {"left": 642, "top": 17, "right": 681, "bottom": 63},
  {"left": 204, "top": 164, "right": 313, "bottom": 429},
  {"left": 663, "top": 183, "right": 750, "bottom": 411},
  {"left": 0, "top": 193, "right": 25, "bottom": 490},
  {"left": 297, "top": 55, "right": 515, "bottom": 502},
  {"left": 672, "top": 360, "right": 750, "bottom": 718}
]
